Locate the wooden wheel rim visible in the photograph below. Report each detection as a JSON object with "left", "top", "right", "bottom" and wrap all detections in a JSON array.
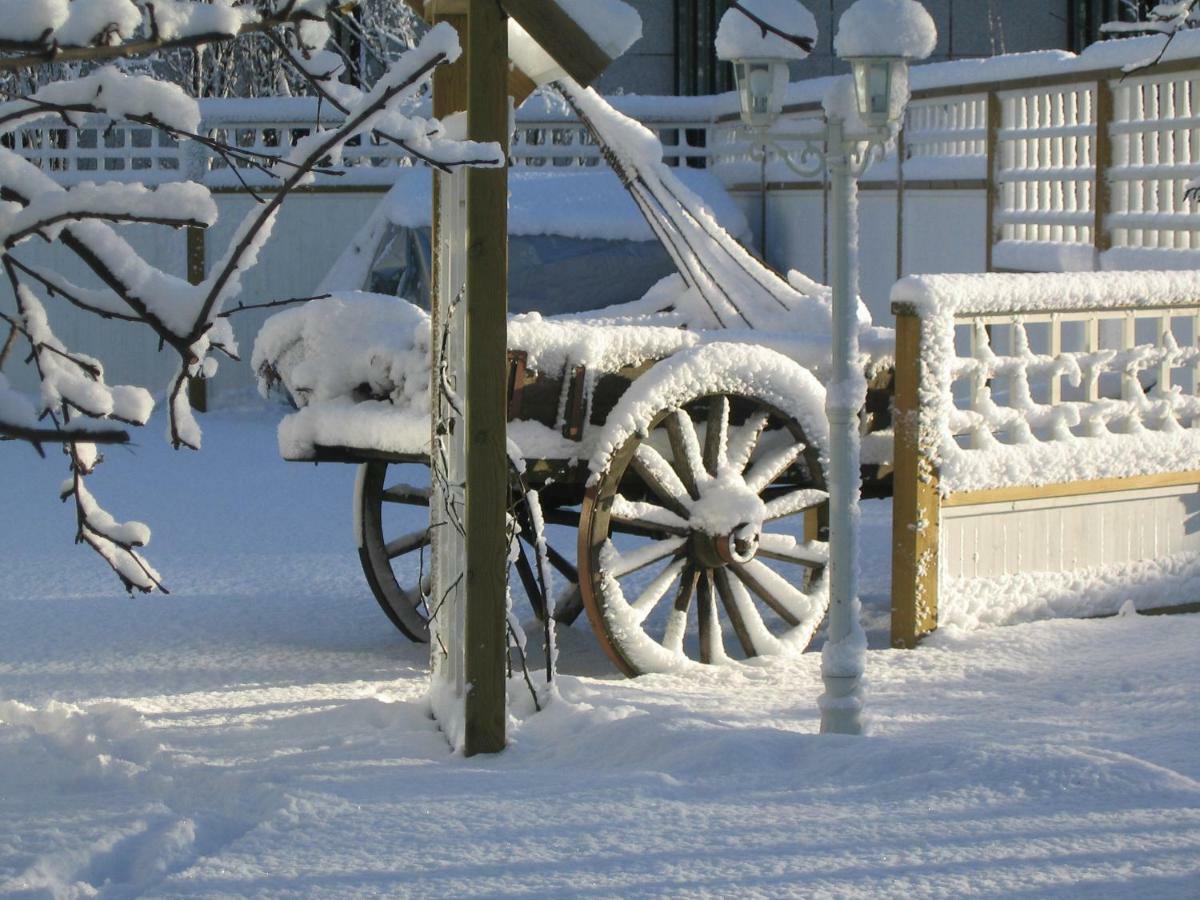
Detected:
[
  {"left": 355, "top": 460, "right": 431, "bottom": 642},
  {"left": 579, "top": 387, "right": 830, "bottom": 678}
]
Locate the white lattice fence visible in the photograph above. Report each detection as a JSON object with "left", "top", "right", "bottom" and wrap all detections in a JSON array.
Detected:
[
  {"left": 1109, "top": 70, "right": 1200, "bottom": 255},
  {"left": 891, "top": 271, "right": 1200, "bottom": 647},
  {"left": 903, "top": 92, "right": 988, "bottom": 179},
  {"left": 995, "top": 81, "right": 1099, "bottom": 251}
]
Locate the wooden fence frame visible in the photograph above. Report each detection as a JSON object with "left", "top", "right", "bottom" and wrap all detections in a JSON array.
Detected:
[{"left": 890, "top": 279, "right": 1200, "bottom": 648}]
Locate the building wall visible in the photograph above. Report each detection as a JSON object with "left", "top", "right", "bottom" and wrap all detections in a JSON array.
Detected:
[{"left": 597, "top": 0, "right": 1088, "bottom": 95}]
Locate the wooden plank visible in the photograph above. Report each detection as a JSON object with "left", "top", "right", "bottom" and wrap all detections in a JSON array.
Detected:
[
  {"left": 499, "top": 0, "right": 612, "bottom": 87},
  {"left": 890, "top": 312, "right": 940, "bottom": 649},
  {"left": 984, "top": 91, "right": 1001, "bottom": 273},
  {"left": 943, "top": 470, "right": 1200, "bottom": 508},
  {"left": 561, "top": 365, "right": 587, "bottom": 440},
  {"left": 462, "top": 0, "right": 510, "bottom": 757},
  {"left": 1093, "top": 79, "right": 1114, "bottom": 258},
  {"left": 402, "top": 0, "right": 542, "bottom": 106},
  {"left": 508, "top": 66, "right": 539, "bottom": 108}
]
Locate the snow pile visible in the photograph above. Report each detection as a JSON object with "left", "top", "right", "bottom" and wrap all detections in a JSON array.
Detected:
[
  {"left": 252, "top": 292, "right": 433, "bottom": 458},
  {"left": 834, "top": 0, "right": 937, "bottom": 60},
  {"left": 894, "top": 270, "right": 1200, "bottom": 494},
  {"left": 941, "top": 552, "right": 1200, "bottom": 629},
  {"left": 507, "top": 312, "right": 696, "bottom": 378},
  {"left": 3, "top": 411, "right": 1199, "bottom": 896},
  {"left": 714, "top": 0, "right": 818, "bottom": 62}
]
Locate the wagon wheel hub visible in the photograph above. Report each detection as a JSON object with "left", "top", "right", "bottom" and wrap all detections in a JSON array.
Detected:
[{"left": 693, "top": 524, "right": 760, "bottom": 568}]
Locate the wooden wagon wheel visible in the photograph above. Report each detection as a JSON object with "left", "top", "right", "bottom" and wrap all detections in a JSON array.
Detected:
[
  {"left": 578, "top": 344, "right": 831, "bottom": 677},
  {"left": 355, "top": 458, "right": 580, "bottom": 641},
  {"left": 355, "top": 460, "right": 433, "bottom": 642}
]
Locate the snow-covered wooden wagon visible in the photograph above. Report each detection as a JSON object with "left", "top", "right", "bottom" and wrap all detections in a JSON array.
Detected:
[{"left": 252, "top": 82, "right": 897, "bottom": 678}]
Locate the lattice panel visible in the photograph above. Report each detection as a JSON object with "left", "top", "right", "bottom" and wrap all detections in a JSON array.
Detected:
[
  {"left": 947, "top": 307, "right": 1200, "bottom": 450},
  {"left": 995, "top": 83, "right": 1098, "bottom": 247},
  {"left": 1110, "top": 72, "right": 1200, "bottom": 252},
  {"left": 904, "top": 93, "right": 987, "bottom": 167}
]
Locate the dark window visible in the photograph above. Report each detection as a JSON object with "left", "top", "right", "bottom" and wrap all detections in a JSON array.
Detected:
[
  {"left": 675, "top": 0, "right": 733, "bottom": 96},
  {"left": 367, "top": 225, "right": 676, "bottom": 316}
]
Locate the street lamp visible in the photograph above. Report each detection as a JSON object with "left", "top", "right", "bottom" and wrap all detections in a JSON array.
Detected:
[{"left": 723, "top": 0, "right": 935, "bottom": 735}]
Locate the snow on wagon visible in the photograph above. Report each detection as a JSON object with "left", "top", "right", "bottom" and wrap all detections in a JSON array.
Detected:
[{"left": 253, "top": 87, "right": 895, "bottom": 678}]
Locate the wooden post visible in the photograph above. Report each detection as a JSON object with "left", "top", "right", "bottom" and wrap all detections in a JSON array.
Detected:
[
  {"left": 984, "top": 91, "right": 1001, "bottom": 273},
  {"left": 186, "top": 224, "right": 207, "bottom": 412},
  {"left": 890, "top": 309, "right": 940, "bottom": 649},
  {"left": 461, "top": 0, "right": 509, "bottom": 756},
  {"left": 1093, "top": 78, "right": 1114, "bottom": 264},
  {"left": 428, "top": 0, "right": 468, "bottom": 748},
  {"left": 895, "top": 121, "right": 905, "bottom": 283}
]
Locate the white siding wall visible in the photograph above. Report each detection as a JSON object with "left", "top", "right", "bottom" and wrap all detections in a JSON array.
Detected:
[{"left": 942, "top": 485, "right": 1200, "bottom": 580}]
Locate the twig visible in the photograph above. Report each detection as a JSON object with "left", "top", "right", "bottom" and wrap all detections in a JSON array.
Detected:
[
  {"left": 729, "top": 1, "right": 816, "bottom": 54},
  {"left": 219, "top": 293, "right": 331, "bottom": 317}
]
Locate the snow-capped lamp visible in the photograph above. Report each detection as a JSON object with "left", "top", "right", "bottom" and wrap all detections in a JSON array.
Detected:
[
  {"left": 715, "top": 0, "right": 818, "bottom": 129},
  {"left": 834, "top": 0, "right": 937, "bottom": 129}
]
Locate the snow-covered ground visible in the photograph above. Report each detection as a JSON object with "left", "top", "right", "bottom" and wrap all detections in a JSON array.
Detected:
[{"left": 1, "top": 406, "right": 1197, "bottom": 898}]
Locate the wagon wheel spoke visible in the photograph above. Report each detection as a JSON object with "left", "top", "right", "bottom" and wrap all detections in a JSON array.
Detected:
[
  {"left": 754, "top": 533, "right": 828, "bottom": 568},
  {"left": 611, "top": 494, "right": 689, "bottom": 536},
  {"left": 513, "top": 537, "right": 548, "bottom": 620},
  {"left": 730, "top": 560, "right": 806, "bottom": 627},
  {"left": 630, "top": 445, "right": 692, "bottom": 519},
  {"left": 665, "top": 409, "right": 704, "bottom": 500},
  {"left": 726, "top": 411, "right": 770, "bottom": 473},
  {"left": 609, "top": 537, "right": 687, "bottom": 578},
  {"left": 662, "top": 565, "right": 699, "bottom": 653},
  {"left": 763, "top": 489, "right": 828, "bottom": 521},
  {"left": 385, "top": 527, "right": 431, "bottom": 560},
  {"left": 712, "top": 567, "right": 754, "bottom": 657},
  {"left": 631, "top": 556, "right": 689, "bottom": 625},
  {"left": 745, "top": 443, "right": 804, "bottom": 494},
  {"left": 696, "top": 570, "right": 724, "bottom": 664},
  {"left": 704, "top": 395, "right": 729, "bottom": 476},
  {"left": 610, "top": 515, "right": 689, "bottom": 538},
  {"left": 382, "top": 482, "right": 431, "bottom": 504},
  {"left": 542, "top": 542, "right": 578, "bottom": 583}
]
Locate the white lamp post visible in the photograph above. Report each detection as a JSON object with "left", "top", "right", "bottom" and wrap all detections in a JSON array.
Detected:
[{"left": 729, "top": 0, "right": 932, "bottom": 736}]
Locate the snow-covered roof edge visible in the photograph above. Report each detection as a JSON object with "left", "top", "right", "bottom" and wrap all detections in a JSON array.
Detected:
[
  {"left": 891, "top": 270, "right": 1200, "bottom": 318},
  {"left": 192, "top": 29, "right": 1200, "bottom": 129}
]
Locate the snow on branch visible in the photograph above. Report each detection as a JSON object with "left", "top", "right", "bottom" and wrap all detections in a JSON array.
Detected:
[
  {"left": 0, "top": 0, "right": 341, "bottom": 73},
  {"left": 0, "top": 20, "right": 502, "bottom": 593},
  {"left": 1102, "top": 1, "right": 1199, "bottom": 73}
]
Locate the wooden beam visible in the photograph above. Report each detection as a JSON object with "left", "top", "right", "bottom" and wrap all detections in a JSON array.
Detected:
[
  {"left": 890, "top": 312, "right": 940, "bottom": 649},
  {"left": 401, "top": 0, "right": 538, "bottom": 106},
  {"left": 943, "top": 471, "right": 1200, "bottom": 508},
  {"left": 499, "top": 0, "right": 612, "bottom": 87},
  {"left": 462, "top": 0, "right": 510, "bottom": 757},
  {"left": 984, "top": 91, "right": 1001, "bottom": 273}
]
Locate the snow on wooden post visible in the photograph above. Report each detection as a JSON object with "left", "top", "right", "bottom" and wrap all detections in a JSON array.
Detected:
[
  {"left": 461, "top": 0, "right": 510, "bottom": 756},
  {"left": 889, "top": 309, "right": 940, "bottom": 649},
  {"left": 425, "top": 0, "right": 511, "bottom": 756},
  {"left": 422, "top": 0, "right": 629, "bottom": 754}
]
